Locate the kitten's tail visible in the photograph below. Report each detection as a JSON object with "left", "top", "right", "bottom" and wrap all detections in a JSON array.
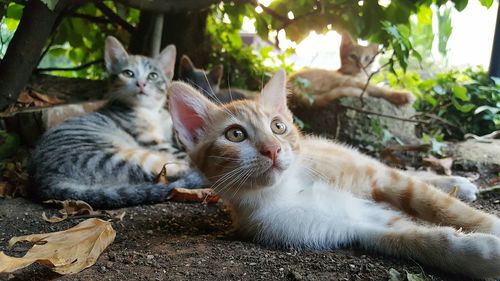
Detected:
[{"left": 30, "top": 170, "right": 205, "bottom": 209}]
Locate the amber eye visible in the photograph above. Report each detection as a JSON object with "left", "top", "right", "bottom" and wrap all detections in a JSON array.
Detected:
[
  {"left": 148, "top": 72, "right": 159, "bottom": 81},
  {"left": 225, "top": 126, "right": 247, "bottom": 142},
  {"left": 122, "top": 69, "right": 134, "bottom": 78},
  {"left": 271, "top": 120, "right": 287, "bottom": 135}
]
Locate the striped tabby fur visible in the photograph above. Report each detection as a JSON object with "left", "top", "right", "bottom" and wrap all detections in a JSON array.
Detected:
[{"left": 29, "top": 36, "right": 204, "bottom": 209}]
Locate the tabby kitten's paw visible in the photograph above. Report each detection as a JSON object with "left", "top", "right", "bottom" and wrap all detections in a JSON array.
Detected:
[{"left": 386, "top": 90, "right": 415, "bottom": 106}]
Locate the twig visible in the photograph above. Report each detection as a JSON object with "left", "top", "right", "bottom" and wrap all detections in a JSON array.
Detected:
[
  {"left": 359, "top": 50, "right": 394, "bottom": 107},
  {"left": 37, "top": 36, "right": 55, "bottom": 66},
  {"left": 479, "top": 185, "right": 500, "bottom": 194},
  {"left": 340, "top": 104, "right": 430, "bottom": 124},
  {"left": 36, "top": 59, "right": 103, "bottom": 72},
  {"left": 416, "top": 112, "right": 465, "bottom": 135},
  {"left": 94, "top": 1, "right": 135, "bottom": 33},
  {"left": 70, "top": 13, "right": 109, "bottom": 25}
]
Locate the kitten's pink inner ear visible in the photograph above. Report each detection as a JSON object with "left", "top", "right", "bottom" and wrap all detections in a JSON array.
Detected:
[
  {"left": 104, "top": 36, "right": 128, "bottom": 73},
  {"left": 157, "top": 45, "right": 176, "bottom": 81},
  {"left": 169, "top": 82, "right": 215, "bottom": 149},
  {"left": 259, "top": 69, "right": 288, "bottom": 114}
]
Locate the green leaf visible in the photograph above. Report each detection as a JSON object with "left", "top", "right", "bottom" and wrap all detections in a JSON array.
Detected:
[
  {"left": 6, "top": 3, "right": 23, "bottom": 20},
  {"left": 474, "top": 105, "right": 499, "bottom": 115},
  {"left": 41, "top": 0, "right": 59, "bottom": 11},
  {"left": 417, "top": 6, "right": 433, "bottom": 25},
  {"left": 452, "top": 85, "right": 469, "bottom": 101},
  {"left": 452, "top": 0, "right": 469, "bottom": 11},
  {"left": 451, "top": 98, "right": 475, "bottom": 112},
  {"left": 0, "top": 131, "right": 20, "bottom": 160},
  {"left": 479, "top": 0, "right": 494, "bottom": 8},
  {"left": 5, "top": 18, "right": 20, "bottom": 31}
]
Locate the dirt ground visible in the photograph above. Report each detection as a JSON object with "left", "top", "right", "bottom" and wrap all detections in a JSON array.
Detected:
[{"left": 0, "top": 188, "right": 498, "bottom": 281}]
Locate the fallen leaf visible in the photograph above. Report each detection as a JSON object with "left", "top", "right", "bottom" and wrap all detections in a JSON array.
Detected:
[
  {"left": 105, "top": 210, "right": 126, "bottom": 221},
  {"left": 168, "top": 188, "right": 219, "bottom": 204},
  {"left": 406, "top": 271, "right": 426, "bottom": 281},
  {"left": 16, "top": 92, "right": 34, "bottom": 104},
  {"left": 388, "top": 268, "right": 404, "bottom": 281},
  {"left": 31, "top": 91, "right": 64, "bottom": 105},
  {"left": 42, "top": 199, "right": 98, "bottom": 223},
  {"left": 0, "top": 218, "right": 115, "bottom": 274},
  {"left": 422, "top": 156, "right": 453, "bottom": 176}
]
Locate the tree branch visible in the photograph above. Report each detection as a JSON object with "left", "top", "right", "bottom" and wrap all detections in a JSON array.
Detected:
[
  {"left": 340, "top": 104, "right": 429, "bottom": 124},
  {"left": 0, "top": 0, "right": 68, "bottom": 110},
  {"left": 94, "top": 1, "right": 135, "bottom": 33},
  {"left": 117, "top": 0, "right": 224, "bottom": 13},
  {"left": 35, "top": 59, "right": 103, "bottom": 72}
]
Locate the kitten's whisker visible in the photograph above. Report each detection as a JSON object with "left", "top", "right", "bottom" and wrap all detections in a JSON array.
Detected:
[
  {"left": 200, "top": 72, "right": 238, "bottom": 120},
  {"left": 210, "top": 167, "right": 246, "bottom": 193}
]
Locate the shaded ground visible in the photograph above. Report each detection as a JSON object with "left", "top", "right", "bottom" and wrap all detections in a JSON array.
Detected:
[{"left": 0, "top": 189, "right": 499, "bottom": 281}]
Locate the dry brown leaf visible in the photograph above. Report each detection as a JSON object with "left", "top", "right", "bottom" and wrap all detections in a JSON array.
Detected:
[
  {"left": 16, "top": 92, "right": 34, "bottom": 104},
  {"left": 0, "top": 182, "right": 14, "bottom": 198},
  {"left": 104, "top": 210, "right": 126, "bottom": 221},
  {"left": 0, "top": 218, "right": 115, "bottom": 274},
  {"left": 423, "top": 156, "right": 453, "bottom": 176},
  {"left": 42, "top": 199, "right": 98, "bottom": 223},
  {"left": 31, "top": 91, "right": 64, "bottom": 105},
  {"left": 168, "top": 188, "right": 219, "bottom": 204}
]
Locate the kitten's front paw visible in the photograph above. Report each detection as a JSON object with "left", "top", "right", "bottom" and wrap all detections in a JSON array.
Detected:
[
  {"left": 444, "top": 176, "right": 478, "bottom": 202},
  {"left": 386, "top": 90, "right": 415, "bottom": 106}
]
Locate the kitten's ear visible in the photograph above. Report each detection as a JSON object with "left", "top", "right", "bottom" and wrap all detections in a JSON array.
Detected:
[
  {"left": 340, "top": 32, "right": 355, "bottom": 57},
  {"left": 104, "top": 36, "right": 129, "bottom": 73},
  {"left": 209, "top": 64, "right": 224, "bottom": 83},
  {"left": 368, "top": 43, "right": 379, "bottom": 55},
  {"left": 259, "top": 69, "right": 290, "bottom": 117},
  {"left": 156, "top": 44, "right": 176, "bottom": 81},
  {"left": 180, "top": 55, "right": 195, "bottom": 73},
  {"left": 168, "top": 82, "right": 217, "bottom": 150}
]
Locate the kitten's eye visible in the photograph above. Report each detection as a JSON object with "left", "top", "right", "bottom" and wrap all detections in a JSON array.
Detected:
[
  {"left": 364, "top": 56, "right": 371, "bottom": 63},
  {"left": 148, "top": 72, "right": 159, "bottom": 81},
  {"left": 122, "top": 69, "right": 134, "bottom": 78},
  {"left": 225, "top": 126, "right": 247, "bottom": 142},
  {"left": 349, "top": 54, "right": 359, "bottom": 61},
  {"left": 271, "top": 120, "right": 287, "bottom": 135}
]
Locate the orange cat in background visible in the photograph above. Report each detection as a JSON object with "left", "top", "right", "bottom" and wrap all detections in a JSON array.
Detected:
[{"left": 288, "top": 33, "right": 414, "bottom": 107}]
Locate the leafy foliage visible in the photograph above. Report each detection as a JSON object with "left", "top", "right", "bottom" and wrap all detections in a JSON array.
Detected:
[
  {"left": 380, "top": 67, "right": 500, "bottom": 140},
  {"left": 207, "top": 6, "right": 294, "bottom": 90}
]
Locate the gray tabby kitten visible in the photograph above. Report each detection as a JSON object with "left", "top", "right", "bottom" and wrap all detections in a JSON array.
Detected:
[
  {"left": 178, "top": 55, "right": 249, "bottom": 103},
  {"left": 29, "top": 36, "right": 204, "bottom": 209}
]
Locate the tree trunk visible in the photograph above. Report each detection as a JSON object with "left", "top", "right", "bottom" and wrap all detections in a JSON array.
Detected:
[
  {"left": 129, "top": 9, "right": 211, "bottom": 78},
  {"left": 0, "top": 0, "right": 66, "bottom": 111}
]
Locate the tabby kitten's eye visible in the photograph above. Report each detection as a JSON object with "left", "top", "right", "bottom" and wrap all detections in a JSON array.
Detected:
[
  {"left": 122, "top": 69, "right": 134, "bottom": 78},
  {"left": 225, "top": 125, "right": 247, "bottom": 142},
  {"left": 148, "top": 72, "right": 159, "bottom": 81},
  {"left": 349, "top": 54, "right": 359, "bottom": 61},
  {"left": 271, "top": 120, "right": 287, "bottom": 135}
]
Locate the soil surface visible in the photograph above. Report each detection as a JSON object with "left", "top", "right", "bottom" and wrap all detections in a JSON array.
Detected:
[{"left": 0, "top": 189, "right": 499, "bottom": 281}]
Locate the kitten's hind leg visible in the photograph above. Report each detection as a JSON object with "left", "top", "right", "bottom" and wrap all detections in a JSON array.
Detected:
[
  {"left": 359, "top": 216, "right": 500, "bottom": 279},
  {"left": 370, "top": 168, "right": 500, "bottom": 236},
  {"left": 405, "top": 170, "right": 478, "bottom": 202}
]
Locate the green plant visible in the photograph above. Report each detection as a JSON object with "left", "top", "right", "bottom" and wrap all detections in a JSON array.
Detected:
[
  {"left": 206, "top": 6, "right": 294, "bottom": 91},
  {"left": 379, "top": 67, "right": 500, "bottom": 140}
]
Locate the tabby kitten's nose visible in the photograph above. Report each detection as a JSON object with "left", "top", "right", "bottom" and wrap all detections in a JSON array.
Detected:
[
  {"left": 136, "top": 82, "right": 146, "bottom": 92},
  {"left": 260, "top": 146, "right": 281, "bottom": 163}
]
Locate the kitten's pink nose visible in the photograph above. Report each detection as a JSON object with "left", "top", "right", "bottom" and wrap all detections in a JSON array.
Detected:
[
  {"left": 136, "top": 82, "right": 146, "bottom": 92},
  {"left": 260, "top": 146, "right": 281, "bottom": 163}
]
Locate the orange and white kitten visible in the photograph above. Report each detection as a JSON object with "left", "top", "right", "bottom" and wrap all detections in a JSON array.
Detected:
[
  {"left": 168, "top": 70, "right": 500, "bottom": 279},
  {"left": 288, "top": 33, "right": 414, "bottom": 107}
]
